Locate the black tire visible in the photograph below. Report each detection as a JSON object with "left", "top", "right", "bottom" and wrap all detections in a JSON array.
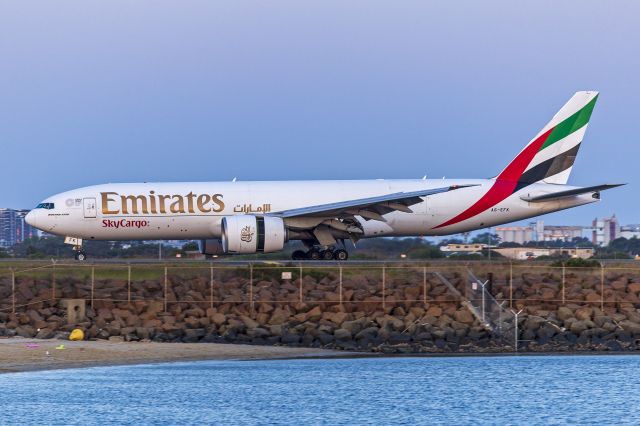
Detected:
[
  {"left": 307, "top": 249, "right": 321, "bottom": 260},
  {"left": 320, "top": 250, "right": 334, "bottom": 261},
  {"left": 291, "top": 250, "right": 306, "bottom": 260},
  {"left": 333, "top": 249, "right": 348, "bottom": 261}
]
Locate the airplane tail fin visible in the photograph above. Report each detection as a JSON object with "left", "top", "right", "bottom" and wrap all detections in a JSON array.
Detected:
[{"left": 496, "top": 91, "right": 599, "bottom": 190}]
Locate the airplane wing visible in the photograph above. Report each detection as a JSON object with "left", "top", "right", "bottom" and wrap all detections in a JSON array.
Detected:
[
  {"left": 520, "top": 184, "right": 625, "bottom": 203},
  {"left": 270, "top": 184, "right": 477, "bottom": 221}
]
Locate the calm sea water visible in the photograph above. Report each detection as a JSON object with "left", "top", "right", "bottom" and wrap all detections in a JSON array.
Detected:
[{"left": 1, "top": 355, "right": 639, "bottom": 425}]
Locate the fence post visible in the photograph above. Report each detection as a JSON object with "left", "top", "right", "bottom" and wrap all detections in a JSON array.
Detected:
[
  {"left": 339, "top": 265, "right": 343, "bottom": 306},
  {"left": 512, "top": 309, "right": 523, "bottom": 352},
  {"left": 561, "top": 263, "right": 566, "bottom": 305},
  {"left": 127, "top": 264, "right": 131, "bottom": 304},
  {"left": 52, "top": 262, "right": 56, "bottom": 301},
  {"left": 210, "top": 263, "right": 214, "bottom": 310},
  {"left": 91, "top": 266, "right": 95, "bottom": 309},
  {"left": 600, "top": 263, "right": 605, "bottom": 311},
  {"left": 163, "top": 266, "right": 168, "bottom": 313},
  {"left": 11, "top": 269, "right": 15, "bottom": 314},
  {"left": 382, "top": 266, "right": 386, "bottom": 311},
  {"left": 423, "top": 266, "right": 427, "bottom": 308},
  {"left": 299, "top": 264, "right": 303, "bottom": 304},
  {"left": 249, "top": 263, "right": 254, "bottom": 313},
  {"left": 509, "top": 262, "right": 513, "bottom": 309}
]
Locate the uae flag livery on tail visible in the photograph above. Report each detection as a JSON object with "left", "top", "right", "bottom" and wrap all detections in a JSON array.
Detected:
[{"left": 434, "top": 91, "right": 599, "bottom": 229}]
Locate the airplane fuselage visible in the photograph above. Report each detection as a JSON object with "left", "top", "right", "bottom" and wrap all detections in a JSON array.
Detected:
[{"left": 26, "top": 179, "right": 597, "bottom": 241}]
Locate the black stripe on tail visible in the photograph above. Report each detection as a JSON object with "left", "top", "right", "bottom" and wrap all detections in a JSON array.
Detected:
[{"left": 514, "top": 144, "right": 581, "bottom": 192}]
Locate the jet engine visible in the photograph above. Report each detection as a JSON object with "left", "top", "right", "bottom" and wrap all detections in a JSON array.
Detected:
[{"left": 221, "top": 215, "right": 287, "bottom": 253}]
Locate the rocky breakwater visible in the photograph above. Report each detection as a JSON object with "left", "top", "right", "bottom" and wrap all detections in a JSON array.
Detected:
[{"left": 2, "top": 267, "right": 640, "bottom": 353}]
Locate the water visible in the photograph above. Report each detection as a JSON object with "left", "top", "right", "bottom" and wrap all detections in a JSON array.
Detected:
[{"left": 1, "top": 355, "right": 640, "bottom": 425}]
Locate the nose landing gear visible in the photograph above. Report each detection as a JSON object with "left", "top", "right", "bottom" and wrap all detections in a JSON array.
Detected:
[
  {"left": 74, "top": 250, "right": 87, "bottom": 261},
  {"left": 291, "top": 247, "right": 349, "bottom": 261},
  {"left": 64, "top": 237, "right": 87, "bottom": 261}
]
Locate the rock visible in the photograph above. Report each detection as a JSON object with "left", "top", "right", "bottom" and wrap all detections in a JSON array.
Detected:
[
  {"left": 387, "top": 332, "right": 411, "bottom": 344},
  {"left": 341, "top": 320, "right": 364, "bottom": 335},
  {"left": 575, "top": 307, "right": 593, "bottom": 321},
  {"left": 247, "top": 328, "right": 271, "bottom": 338},
  {"left": 585, "top": 293, "right": 601, "bottom": 303},
  {"left": 557, "top": 307, "right": 574, "bottom": 321},
  {"left": 323, "top": 311, "right": 348, "bottom": 325},
  {"left": 240, "top": 316, "right": 259, "bottom": 329},
  {"left": 619, "top": 320, "right": 640, "bottom": 335},
  {"left": 569, "top": 320, "right": 589, "bottom": 335},
  {"left": 281, "top": 332, "right": 301, "bottom": 344},
  {"left": 211, "top": 313, "right": 226, "bottom": 326},
  {"left": 426, "top": 306, "right": 442, "bottom": 317},
  {"left": 108, "top": 336, "right": 124, "bottom": 342},
  {"left": 334, "top": 328, "right": 352, "bottom": 341},
  {"left": 628, "top": 283, "right": 640, "bottom": 294},
  {"left": 15, "top": 325, "right": 35, "bottom": 338},
  {"left": 453, "top": 309, "right": 474, "bottom": 324},
  {"left": 35, "top": 328, "right": 55, "bottom": 339}
]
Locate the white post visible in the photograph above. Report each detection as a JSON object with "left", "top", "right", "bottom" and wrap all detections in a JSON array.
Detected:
[{"left": 512, "top": 309, "right": 523, "bottom": 352}]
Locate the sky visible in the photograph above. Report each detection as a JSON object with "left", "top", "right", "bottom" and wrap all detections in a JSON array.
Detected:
[{"left": 1, "top": 1, "right": 638, "bottom": 228}]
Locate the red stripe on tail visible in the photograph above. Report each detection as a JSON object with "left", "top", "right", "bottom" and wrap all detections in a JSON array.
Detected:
[{"left": 433, "top": 127, "right": 554, "bottom": 229}]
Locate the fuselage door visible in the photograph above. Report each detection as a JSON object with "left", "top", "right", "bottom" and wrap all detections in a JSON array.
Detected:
[{"left": 83, "top": 197, "right": 97, "bottom": 218}]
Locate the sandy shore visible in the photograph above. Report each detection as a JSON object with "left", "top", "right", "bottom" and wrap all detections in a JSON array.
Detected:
[{"left": 0, "top": 337, "right": 349, "bottom": 374}]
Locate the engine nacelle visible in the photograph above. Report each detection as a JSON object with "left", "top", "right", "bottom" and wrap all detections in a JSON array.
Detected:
[
  {"left": 221, "top": 215, "right": 286, "bottom": 254},
  {"left": 199, "top": 239, "right": 225, "bottom": 255}
]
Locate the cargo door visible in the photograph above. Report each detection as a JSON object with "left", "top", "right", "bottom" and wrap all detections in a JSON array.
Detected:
[{"left": 83, "top": 197, "right": 97, "bottom": 218}]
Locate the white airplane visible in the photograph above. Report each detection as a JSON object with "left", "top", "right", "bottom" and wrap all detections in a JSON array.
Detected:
[{"left": 26, "top": 91, "right": 622, "bottom": 261}]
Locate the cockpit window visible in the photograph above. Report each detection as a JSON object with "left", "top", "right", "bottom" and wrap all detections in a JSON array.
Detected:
[{"left": 36, "top": 203, "right": 55, "bottom": 210}]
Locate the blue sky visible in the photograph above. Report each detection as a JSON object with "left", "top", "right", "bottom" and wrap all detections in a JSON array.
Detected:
[{"left": 1, "top": 1, "right": 637, "bottom": 228}]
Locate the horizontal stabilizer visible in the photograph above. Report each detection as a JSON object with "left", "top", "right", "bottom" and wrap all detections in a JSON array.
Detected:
[{"left": 520, "top": 184, "right": 625, "bottom": 203}]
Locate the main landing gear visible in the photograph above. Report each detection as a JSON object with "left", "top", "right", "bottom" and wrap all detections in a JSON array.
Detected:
[{"left": 291, "top": 247, "right": 349, "bottom": 261}]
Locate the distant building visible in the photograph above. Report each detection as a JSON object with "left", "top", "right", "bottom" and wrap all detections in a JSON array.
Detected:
[
  {"left": 440, "top": 243, "right": 485, "bottom": 253},
  {"left": 493, "top": 247, "right": 594, "bottom": 260},
  {"left": 0, "top": 208, "right": 39, "bottom": 248},
  {"left": 495, "top": 226, "right": 532, "bottom": 245},
  {"left": 592, "top": 215, "right": 619, "bottom": 246},
  {"left": 496, "top": 220, "right": 585, "bottom": 244},
  {"left": 620, "top": 224, "right": 640, "bottom": 240},
  {"left": 540, "top": 225, "right": 583, "bottom": 242}
]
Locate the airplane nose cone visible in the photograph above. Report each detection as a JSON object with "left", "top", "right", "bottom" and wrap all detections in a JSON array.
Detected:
[{"left": 25, "top": 210, "right": 38, "bottom": 228}]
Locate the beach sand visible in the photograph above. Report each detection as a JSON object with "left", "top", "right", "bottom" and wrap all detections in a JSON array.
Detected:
[{"left": 0, "top": 337, "right": 348, "bottom": 374}]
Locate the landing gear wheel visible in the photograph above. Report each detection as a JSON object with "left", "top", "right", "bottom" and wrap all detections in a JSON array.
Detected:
[
  {"left": 333, "top": 249, "right": 348, "bottom": 261},
  {"left": 320, "top": 249, "right": 334, "bottom": 261},
  {"left": 291, "top": 250, "right": 306, "bottom": 260},
  {"left": 306, "top": 249, "right": 321, "bottom": 260},
  {"left": 75, "top": 251, "right": 87, "bottom": 261}
]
